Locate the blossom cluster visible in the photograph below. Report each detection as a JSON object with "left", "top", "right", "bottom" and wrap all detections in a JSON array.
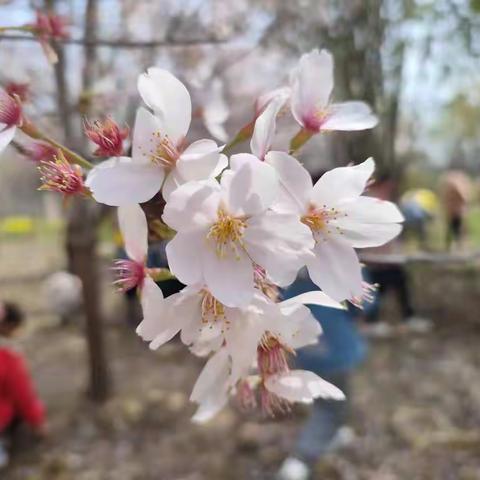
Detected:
[{"left": 0, "top": 49, "right": 403, "bottom": 421}]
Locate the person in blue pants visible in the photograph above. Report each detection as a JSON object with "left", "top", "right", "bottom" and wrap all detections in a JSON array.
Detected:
[{"left": 277, "top": 270, "right": 369, "bottom": 480}]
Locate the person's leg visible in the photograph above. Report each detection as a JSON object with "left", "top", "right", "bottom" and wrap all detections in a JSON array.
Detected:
[
  {"left": 364, "top": 269, "right": 388, "bottom": 324},
  {"left": 292, "top": 373, "right": 350, "bottom": 463},
  {"left": 388, "top": 266, "right": 415, "bottom": 321},
  {"left": 0, "top": 418, "right": 21, "bottom": 469}
]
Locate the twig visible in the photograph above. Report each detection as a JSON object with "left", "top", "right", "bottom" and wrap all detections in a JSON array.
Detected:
[{"left": 0, "top": 33, "right": 225, "bottom": 49}]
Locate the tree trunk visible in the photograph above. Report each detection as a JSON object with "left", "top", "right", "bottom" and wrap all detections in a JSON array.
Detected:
[{"left": 46, "top": 0, "right": 111, "bottom": 402}]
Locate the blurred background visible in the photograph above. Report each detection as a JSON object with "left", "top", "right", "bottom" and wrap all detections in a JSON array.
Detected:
[{"left": 1, "top": 1, "right": 480, "bottom": 479}]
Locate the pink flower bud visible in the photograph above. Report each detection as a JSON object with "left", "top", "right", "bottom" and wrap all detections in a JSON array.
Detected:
[
  {"left": 84, "top": 117, "right": 129, "bottom": 157},
  {"left": 5, "top": 82, "right": 30, "bottom": 103},
  {"left": 0, "top": 89, "right": 23, "bottom": 127},
  {"left": 32, "top": 11, "right": 69, "bottom": 40},
  {"left": 38, "top": 151, "right": 88, "bottom": 196},
  {"left": 24, "top": 142, "right": 57, "bottom": 163}
]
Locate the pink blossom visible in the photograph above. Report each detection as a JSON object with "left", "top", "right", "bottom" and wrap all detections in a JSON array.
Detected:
[
  {"left": 84, "top": 117, "right": 129, "bottom": 157},
  {"left": 39, "top": 152, "right": 87, "bottom": 196}
]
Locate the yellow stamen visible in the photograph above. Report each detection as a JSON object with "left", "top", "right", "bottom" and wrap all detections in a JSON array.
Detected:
[{"left": 207, "top": 208, "right": 246, "bottom": 258}]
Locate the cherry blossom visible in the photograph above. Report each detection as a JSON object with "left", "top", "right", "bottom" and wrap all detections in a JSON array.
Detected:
[
  {"left": 84, "top": 117, "right": 129, "bottom": 157},
  {"left": 185, "top": 291, "right": 345, "bottom": 422},
  {"left": 38, "top": 151, "right": 88, "bottom": 197},
  {"left": 112, "top": 203, "right": 175, "bottom": 339},
  {"left": 86, "top": 68, "right": 227, "bottom": 206},
  {"left": 162, "top": 160, "right": 314, "bottom": 307},
  {"left": 267, "top": 154, "right": 403, "bottom": 302},
  {"left": 290, "top": 49, "right": 378, "bottom": 133},
  {"left": 24, "top": 142, "right": 57, "bottom": 163}
]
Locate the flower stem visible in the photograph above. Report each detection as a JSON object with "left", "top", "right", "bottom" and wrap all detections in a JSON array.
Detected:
[
  {"left": 223, "top": 120, "right": 255, "bottom": 155},
  {"left": 0, "top": 25, "right": 33, "bottom": 33},
  {"left": 20, "top": 121, "right": 93, "bottom": 170},
  {"left": 289, "top": 128, "right": 314, "bottom": 155}
]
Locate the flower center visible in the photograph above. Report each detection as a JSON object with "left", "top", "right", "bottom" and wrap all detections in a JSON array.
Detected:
[
  {"left": 147, "top": 132, "right": 182, "bottom": 168},
  {"left": 112, "top": 259, "right": 145, "bottom": 292},
  {"left": 207, "top": 209, "right": 246, "bottom": 258},
  {"left": 199, "top": 290, "right": 231, "bottom": 335},
  {"left": 38, "top": 153, "right": 87, "bottom": 196},
  {"left": 302, "top": 108, "right": 330, "bottom": 132},
  {"left": 257, "top": 334, "right": 290, "bottom": 377},
  {"left": 257, "top": 334, "right": 292, "bottom": 417},
  {"left": 301, "top": 205, "right": 343, "bottom": 238},
  {"left": 201, "top": 290, "right": 226, "bottom": 324}
]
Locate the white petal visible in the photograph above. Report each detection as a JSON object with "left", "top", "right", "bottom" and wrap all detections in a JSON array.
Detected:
[
  {"left": 176, "top": 293, "right": 203, "bottom": 346},
  {"left": 338, "top": 197, "right": 404, "bottom": 224},
  {"left": 117, "top": 204, "right": 148, "bottom": 263},
  {"left": 280, "top": 291, "right": 345, "bottom": 310},
  {"left": 266, "top": 370, "right": 345, "bottom": 403},
  {"left": 85, "top": 157, "right": 164, "bottom": 206},
  {"left": 166, "top": 232, "right": 204, "bottom": 285},
  {"left": 162, "top": 180, "right": 220, "bottom": 232},
  {"left": 203, "top": 78, "right": 229, "bottom": 142},
  {"left": 190, "top": 348, "right": 230, "bottom": 403},
  {"left": 192, "top": 393, "right": 228, "bottom": 423},
  {"left": 333, "top": 197, "right": 404, "bottom": 248},
  {"left": 224, "top": 156, "right": 278, "bottom": 216},
  {"left": 290, "top": 49, "right": 333, "bottom": 129},
  {"left": 137, "top": 68, "right": 191, "bottom": 142},
  {"left": 0, "top": 126, "right": 16, "bottom": 154},
  {"left": 310, "top": 157, "right": 375, "bottom": 207},
  {"left": 339, "top": 222, "right": 402, "bottom": 248},
  {"left": 322, "top": 101, "right": 378, "bottom": 131},
  {"left": 224, "top": 308, "right": 264, "bottom": 383},
  {"left": 263, "top": 302, "right": 322, "bottom": 350},
  {"left": 306, "top": 237, "right": 363, "bottom": 302},
  {"left": 177, "top": 139, "right": 224, "bottom": 181},
  {"left": 244, "top": 212, "right": 314, "bottom": 286},
  {"left": 250, "top": 95, "right": 284, "bottom": 160},
  {"left": 136, "top": 277, "right": 166, "bottom": 341},
  {"left": 201, "top": 245, "right": 254, "bottom": 308},
  {"left": 131, "top": 107, "right": 165, "bottom": 164},
  {"left": 161, "top": 169, "right": 184, "bottom": 201},
  {"left": 265, "top": 151, "right": 312, "bottom": 214},
  {"left": 255, "top": 86, "right": 291, "bottom": 114}
]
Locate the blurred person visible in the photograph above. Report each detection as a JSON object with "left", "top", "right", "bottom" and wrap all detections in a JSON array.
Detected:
[
  {"left": 277, "top": 270, "right": 367, "bottom": 480},
  {"left": 0, "top": 301, "right": 46, "bottom": 469},
  {"left": 400, "top": 188, "right": 438, "bottom": 248},
  {"left": 362, "top": 175, "right": 432, "bottom": 337},
  {"left": 439, "top": 170, "right": 473, "bottom": 250},
  {"left": 43, "top": 271, "right": 83, "bottom": 325}
]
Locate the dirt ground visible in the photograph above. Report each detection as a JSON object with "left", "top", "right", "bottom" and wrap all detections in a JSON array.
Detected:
[{"left": 2, "top": 236, "right": 480, "bottom": 480}]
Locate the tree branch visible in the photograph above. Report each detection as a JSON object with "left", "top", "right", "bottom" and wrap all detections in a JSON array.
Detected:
[{"left": 0, "top": 33, "right": 225, "bottom": 48}]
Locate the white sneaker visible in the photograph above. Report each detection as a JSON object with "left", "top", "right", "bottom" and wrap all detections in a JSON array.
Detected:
[
  {"left": 361, "top": 321, "right": 393, "bottom": 338},
  {"left": 404, "top": 316, "right": 433, "bottom": 334},
  {"left": 329, "top": 425, "right": 356, "bottom": 451},
  {"left": 0, "top": 440, "right": 10, "bottom": 470},
  {"left": 277, "top": 457, "right": 310, "bottom": 480}
]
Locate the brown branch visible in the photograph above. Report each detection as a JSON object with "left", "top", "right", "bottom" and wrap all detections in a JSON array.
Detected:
[{"left": 0, "top": 33, "right": 225, "bottom": 48}]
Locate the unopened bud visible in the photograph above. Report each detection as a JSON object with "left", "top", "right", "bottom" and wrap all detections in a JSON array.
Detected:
[
  {"left": 5, "top": 82, "right": 30, "bottom": 103},
  {"left": 24, "top": 142, "right": 57, "bottom": 163},
  {"left": 32, "top": 11, "right": 69, "bottom": 40},
  {"left": 0, "top": 89, "right": 23, "bottom": 127}
]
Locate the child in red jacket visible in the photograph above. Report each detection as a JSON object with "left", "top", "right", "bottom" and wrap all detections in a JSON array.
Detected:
[{"left": 0, "top": 301, "right": 46, "bottom": 469}]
